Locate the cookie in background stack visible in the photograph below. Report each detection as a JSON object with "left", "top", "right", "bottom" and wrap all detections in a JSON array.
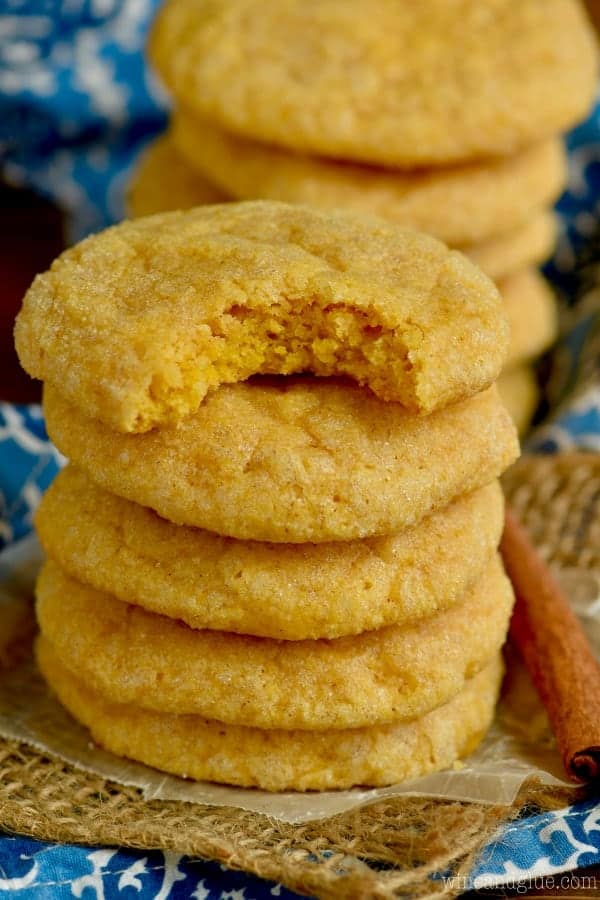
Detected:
[
  {"left": 133, "top": 0, "right": 597, "bottom": 434},
  {"left": 128, "top": 134, "right": 227, "bottom": 218},
  {"left": 17, "top": 201, "right": 519, "bottom": 790},
  {"left": 498, "top": 367, "right": 541, "bottom": 437}
]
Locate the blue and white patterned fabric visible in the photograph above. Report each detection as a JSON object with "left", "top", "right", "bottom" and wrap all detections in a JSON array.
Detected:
[
  {"left": 0, "top": 404, "right": 62, "bottom": 551},
  {"left": 2, "top": 1, "right": 600, "bottom": 894},
  {"left": 528, "top": 282, "right": 600, "bottom": 452},
  {"left": 0, "top": 836, "right": 297, "bottom": 900},
  {"left": 0, "top": 0, "right": 168, "bottom": 241},
  {"left": 545, "top": 92, "right": 600, "bottom": 302},
  {"left": 469, "top": 797, "right": 600, "bottom": 891},
  {"left": 528, "top": 93, "right": 600, "bottom": 455}
]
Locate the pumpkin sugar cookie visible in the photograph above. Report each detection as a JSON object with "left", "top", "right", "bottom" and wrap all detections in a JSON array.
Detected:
[
  {"left": 38, "top": 639, "right": 503, "bottom": 792},
  {"left": 501, "top": 269, "right": 559, "bottom": 366},
  {"left": 16, "top": 202, "right": 507, "bottom": 432},
  {"left": 127, "top": 133, "right": 227, "bottom": 218},
  {"left": 465, "top": 212, "right": 557, "bottom": 282},
  {"left": 37, "top": 467, "right": 503, "bottom": 640},
  {"left": 173, "top": 114, "right": 566, "bottom": 248},
  {"left": 36, "top": 556, "right": 513, "bottom": 730},
  {"left": 498, "top": 367, "right": 540, "bottom": 435},
  {"left": 129, "top": 126, "right": 558, "bottom": 279},
  {"left": 43, "top": 380, "right": 518, "bottom": 542},
  {"left": 128, "top": 130, "right": 558, "bottom": 278},
  {"left": 150, "top": 0, "right": 597, "bottom": 166},
  {"left": 128, "top": 130, "right": 557, "bottom": 285}
]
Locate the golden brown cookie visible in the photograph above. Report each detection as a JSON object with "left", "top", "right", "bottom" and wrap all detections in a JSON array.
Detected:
[
  {"left": 37, "top": 638, "right": 503, "bottom": 791},
  {"left": 150, "top": 0, "right": 597, "bottom": 166},
  {"left": 36, "top": 556, "right": 513, "bottom": 730},
  {"left": 43, "top": 379, "right": 518, "bottom": 542},
  {"left": 498, "top": 367, "right": 540, "bottom": 435},
  {"left": 128, "top": 132, "right": 558, "bottom": 280},
  {"left": 466, "top": 213, "right": 557, "bottom": 282},
  {"left": 125, "top": 132, "right": 558, "bottom": 279},
  {"left": 127, "top": 133, "right": 227, "bottom": 218},
  {"left": 36, "top": 466, "right": 504, "bottom": 640},
  {"left": 173, "top": 114, "right": 566, "bottom": 247},
  {"left": 501, "top": 270, "right": 559, "bottom": 366},
  {"left": 15, "top": 202, "right": 507, "bottom": 432}
]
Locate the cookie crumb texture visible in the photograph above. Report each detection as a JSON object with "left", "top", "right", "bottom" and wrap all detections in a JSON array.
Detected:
[
  {"left": 38, "top": 638, "right": 503, "bottom": 791},
  {"left": 16, "top": 202, "right": 506, "bottom": 432},
  {"left": 150, "top": 0, "right": 597, "bottom": 166}
]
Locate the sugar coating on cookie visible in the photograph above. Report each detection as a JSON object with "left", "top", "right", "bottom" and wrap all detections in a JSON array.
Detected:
[
  {"left": 150, "top": 0, "right": 597, "bottom": 166},
  {"left": 16, "top": 202, "right": 507, "bottom": 432},
  {"left": 127, "top": 133, "right": 227, "bottom": 218},
  {"left": 126, "top": 133, "right": 559, "bottom": 280},
  {"left": 37, "top": 638, "right": 503, "bottom": 791},
  {"left": 500, "top": 269, "right": 558, "bottom": 366},
  {"left": 44, "top": 379, "right": 519, "bottom": 542},
  {"left": 37, "top": 466, "right": 504, "bottom": 640},
  {"left": 173, "top": 115, "right": 566, "bottom": 247},
  {"left": 36, "top": 556, "right": 513, "bottom": 730},
  {"left": 127, "top": 131, "right": 558, "bottom": 280}
]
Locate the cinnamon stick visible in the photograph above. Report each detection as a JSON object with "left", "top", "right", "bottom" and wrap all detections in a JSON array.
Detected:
[{"left": 501, "top": 507, "right": 600, "bottom": 783}]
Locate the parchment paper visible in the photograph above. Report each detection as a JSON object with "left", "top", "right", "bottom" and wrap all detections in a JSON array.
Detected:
[{"left": 0, "top": 535, "right": 583, "bottom": 825}]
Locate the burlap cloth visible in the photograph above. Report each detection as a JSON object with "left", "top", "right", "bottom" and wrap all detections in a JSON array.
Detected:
[{"left": 1, "top": 452, "right": 598, "bottom": 900}]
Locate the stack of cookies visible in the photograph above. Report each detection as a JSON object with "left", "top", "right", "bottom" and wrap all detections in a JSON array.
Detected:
[
  {"left": 130, "top": 0, "right": 597, "bottom": 434},
  {"left": 16, "top": 202, "right": 520, "bottom": 791}
]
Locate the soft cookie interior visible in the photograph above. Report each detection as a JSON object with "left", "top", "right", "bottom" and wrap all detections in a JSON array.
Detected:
[{"left": 15, "top": 203, "right": 507, "bottom": 432}]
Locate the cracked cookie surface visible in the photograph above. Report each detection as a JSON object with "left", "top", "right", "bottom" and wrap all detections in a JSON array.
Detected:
[
  {"left": 16, "top": 202, "right": 506, "bottom": 432},
  {"left": 36, "top": 556, "right": 513, "bottom": 730},
  {"left": 173, "top": 116, "right": 566, "bottom": 247},
  {"left": 126, "top": 133, "right": 558, "bottom": 280},
  {"left": 150, "top": 0, "right": 597, "bottom": 166},
  {"left": 37, "top": 466, "right": 503, "bottom": 639},
  {"left": 38, "top": 639, "right": 503, "bottom": 791},
  {"left": 43, "top": 378, "right": 518, "bottom": 542}
]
